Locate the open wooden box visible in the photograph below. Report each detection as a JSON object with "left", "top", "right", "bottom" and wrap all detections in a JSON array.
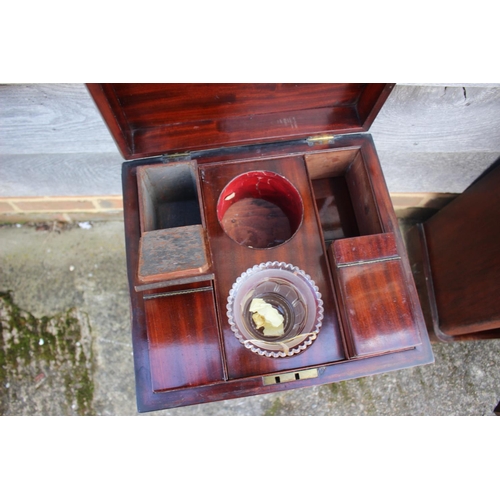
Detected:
[{"left": 87, "top": 84, "right": 434, "bottom": 412}]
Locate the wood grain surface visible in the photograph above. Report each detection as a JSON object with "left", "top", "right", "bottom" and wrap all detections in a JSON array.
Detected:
[
  {"left": 121, "top": 135, "right": 434, "bottom": 411},
  {"left": 144, "top": 288, "right": 224, "bottom": 391},
  {"left": 86, "top": 83, "right": 392, "bottom": 159},
  {"left": 199, "top": 155, "right": 346, "bottom": 379},
  {"left": 138, "top": 225, "right": 211, "bottom": 284},
  {"left": 311, "top": 176, "right": 359, "bottom": 242},
  {"left": 0, "top": 84, "right": 117, "bottom": 154},
  {"left": 330, "top": 233, "right": 421, "bottom": 358},
  {"left": 378, "top": 151, "right": 500, "bottom": 193},
  {"left": 332, "top": 232, "right": 398, "bottom": 264},
  {"left": 333, "top": 255, "right": 421, "bottom": 357},
  {"left": 423, "top": 162, "right": 500, "bottom": 336},
  {"left": 405, "top": 222, "right": 500, "bottom": 343},
  {"left": 2, "top": 84, "right": 500, "bottom": 197},
  {"left": 3, "top": 84, "right": 498, "bottom": 156},
  {"left": 0, "top": 153, "right": 123, "bottom": 197},
  {"left": 371, "top": 85, "right": 500, "bottom": 153}
]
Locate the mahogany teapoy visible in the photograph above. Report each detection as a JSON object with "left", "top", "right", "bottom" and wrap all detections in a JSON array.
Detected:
[{"left": 87, "top": 84, "right": 434, "bottom": 412}]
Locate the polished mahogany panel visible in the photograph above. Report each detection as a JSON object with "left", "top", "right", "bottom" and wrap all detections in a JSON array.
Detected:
[
  {"left": 330, "top": 233, "right": 422, "bottom": 358},
  {"left": 405, "top": 223, "right": 500, "bottom": 343},
  {"left": 199, "top": 155, "right": 346, "bottom": 379},
  {"left": 422, "top": 162, "right": 500, "bottom": 337},
  {"left": 86, "top": 84, "right": 394, "bottom": 159},
  {"left": 144, "top": 288, "right": 224, "bottom": 392},
  {"left": 115, "top": 83, "right": 367, "bottom": 126},
  {"left": 332, "top": 232, "right": 398, "bottom": 264}
]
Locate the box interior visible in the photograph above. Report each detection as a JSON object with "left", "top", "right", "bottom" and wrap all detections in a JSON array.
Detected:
[
  {"left": 136, "top": 161, "right": 210, "bottom": 287},
  {"left": 135, "top": 148, "right": 388, "bottom": 287},
  {"left": 306, "top": 149, "right": 383, "bottom": 244},
  {"left": 129, "top": 143, "right": 429, "bottom": 398},
  {"left": 137, "top": 162, "right": 202, "bottom": 234}
]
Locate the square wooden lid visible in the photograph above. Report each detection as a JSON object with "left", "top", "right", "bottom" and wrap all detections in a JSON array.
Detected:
[{"left": 87, "top": 83, "right": 394, "bottom": 160}]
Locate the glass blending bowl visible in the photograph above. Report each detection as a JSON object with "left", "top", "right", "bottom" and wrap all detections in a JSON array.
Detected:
[{"left": 226, "top": 261, "right": 324, "bottom": 357}]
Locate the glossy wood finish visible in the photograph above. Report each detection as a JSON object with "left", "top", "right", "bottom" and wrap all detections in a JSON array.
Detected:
[
  {"left": 199, "top": 155, "right": 345, "bottom": 379},
  {"left": 305, "top": 149, "right": 359, "bottom": 179},
  {"left": 87, "top": 82, "right": 434, "bottom": 411},
  {"left": 144, "top": 287, "right": 224, "bottom": 391},
  {"left": 407, "top": 161, "right": 500, "bottom": 341},
  {"left": 86, "top": 84, "right": 394, "bottom": 159},
  {"left": 330, "top": 233, "right": 421, "bottom": 357},
  {"left": 119, "top": 134, "right": 433, "bottom": 411},
  {"left": 332, "top": 232, "right": 398, "bottom": 264},
  {"left": 406, "top": 224, "right": 500, "bottom": 342}
]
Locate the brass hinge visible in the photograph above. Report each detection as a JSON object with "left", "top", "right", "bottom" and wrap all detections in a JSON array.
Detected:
[
  {"left": 161, "top": 152, "right": 192, "bottom": 163},
  {"left": 306, "top": 134, "right": 335, "bottom": 146}
]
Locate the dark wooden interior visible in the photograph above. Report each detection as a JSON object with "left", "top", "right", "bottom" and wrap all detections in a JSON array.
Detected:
[
  {"left": 86, "top": 83, "right": 434, "bottom": 411},
  {"left": 119, "top": 135, "right": 433, "bottom": 411},
  {"left": 86, "top": 84, "right": 394, "bottom": 159},
  {"left": 307, "top": 149, "right": 383, "bottom": 242},
  {"left": 137, "top": 161, "right": 202, "bottom": 233},
  {"left": 135, "top": 160, "right": 212, "bottom": 288}
]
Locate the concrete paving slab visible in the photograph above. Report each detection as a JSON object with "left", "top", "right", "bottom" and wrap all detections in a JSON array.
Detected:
[{"left": 1, "top": 221, "right": 499, "bottom": 416}]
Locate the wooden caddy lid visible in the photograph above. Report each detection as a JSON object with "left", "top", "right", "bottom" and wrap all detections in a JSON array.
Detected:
[{"left": 86, "top": 83, "right": 394, "bottom": 160}]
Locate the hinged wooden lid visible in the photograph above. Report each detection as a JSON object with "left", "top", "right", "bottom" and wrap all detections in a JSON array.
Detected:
[{"left": 86, "top": 83, "right": 394, "bottom": 160}]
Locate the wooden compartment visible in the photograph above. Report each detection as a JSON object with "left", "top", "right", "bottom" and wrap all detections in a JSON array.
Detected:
[
  {"left": 306, "top": 149, "right": 423, "bottom": 358},
  {"left": 135, "top": 161, "right": 219, "bottom": 394},
  {"left": 329, "top": 233, "right": 422, "bottom": 358},
  {"left": 137, "top": 161, "right": 202, "bottom": 233},
  {"left": 135, "top": 161, "right": 212, "bottom": 288},
  {"left": 306, "top": 149, "right": 382, "bottom": 243}
]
